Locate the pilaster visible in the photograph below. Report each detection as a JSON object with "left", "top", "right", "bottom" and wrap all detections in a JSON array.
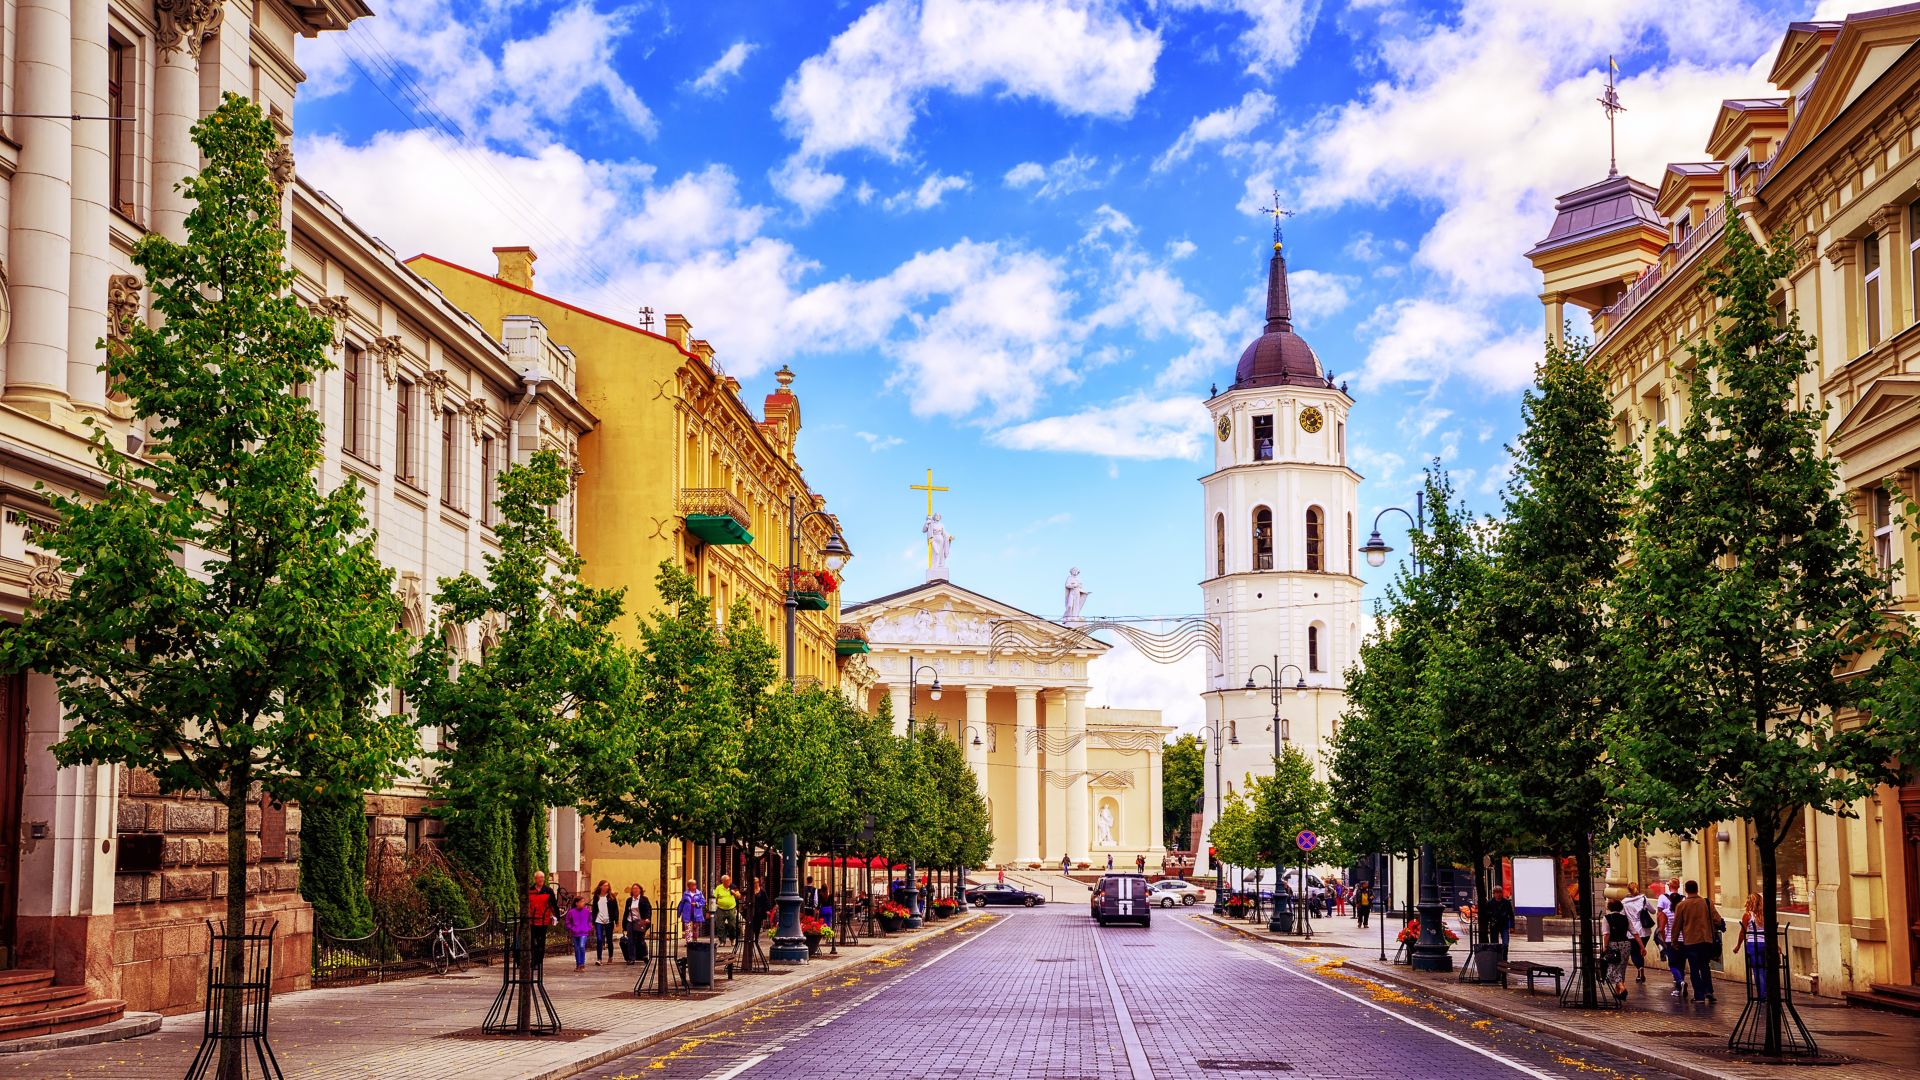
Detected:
[
  {"left": 153, "top": 0, "right": 222, "bottom": 242},
  {"left": 6, "top": 0, "right": 76, "bottom": 409},
  {"left": 1013, "top": 686, "right": 1039, "bottom": 864},
  {"left": 1063, "top": 687, "right": 1088, "bottom": 862},
  {"left": 964, "top": 685, "right": 988, "bottom": 806},
  {"left": 67, "top": 0, "right": 110, "bottom": 413}
]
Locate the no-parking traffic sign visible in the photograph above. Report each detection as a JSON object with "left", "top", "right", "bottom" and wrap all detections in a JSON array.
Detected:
[{"left": 1296, "top": 830, "right": 1318, "bottom": 852}]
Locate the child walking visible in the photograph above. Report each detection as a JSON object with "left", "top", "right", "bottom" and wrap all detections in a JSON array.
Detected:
[{"left": 565, "top": 894, "right": 593, "bottom": 972}]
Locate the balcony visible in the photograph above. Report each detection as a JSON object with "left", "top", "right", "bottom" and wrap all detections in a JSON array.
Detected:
[
  {"left": 785, "top": 568, "right": 835, "bottom": 612},
  {"left": 835, "top": 624, "right": 870, "bottom": 656},
  {"left": 1597, "top": 202, "right": 1727, "bottom": 339},
  {"left": 681, "top": 488, "right": 753, "bottom": 545}
]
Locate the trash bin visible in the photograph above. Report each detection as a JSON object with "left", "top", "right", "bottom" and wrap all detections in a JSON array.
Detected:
[
  {"left": 1467, "top": 943, "right": 1504, "bottom": 983},
  {"left": 686, "top": 940, "right": 714, "bottom": 988},
  {"left": 1268, "top": 893, "right": 1294, "bottom": 934}
]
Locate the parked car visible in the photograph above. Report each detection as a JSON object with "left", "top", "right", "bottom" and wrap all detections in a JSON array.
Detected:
[
  {"left": 1147, "top": 879, "right": 1207, "bottom": 907},
  {"left": 965, "top": 883, "right": 1044, "bottom": 907},
  {"left": 1092, "top": 873, "right": 1151, "bottom": 927}
]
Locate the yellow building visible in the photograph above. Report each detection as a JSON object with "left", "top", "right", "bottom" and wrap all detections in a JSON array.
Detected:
[
  {"left": 1528, "top": 6, "right": 1920, "bottom": 1006},
  {"left": 408, "top": 246, "right": 872, "bottom": 894}
]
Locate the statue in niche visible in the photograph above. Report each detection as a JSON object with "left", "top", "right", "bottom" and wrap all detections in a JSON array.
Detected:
[
  {"left": 1096, "top": 803, "right": 1116, "bottom": 847},
  {"left": 1063, "top": 567, "right": 1090, "bottom": 622}
]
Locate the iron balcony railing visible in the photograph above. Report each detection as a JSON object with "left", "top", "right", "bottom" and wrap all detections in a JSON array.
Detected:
[
  {"left": 679, "top": 487, "right": 750, "bottom": 524},
  {"left": 1598, "top": 202, "right": 1728, "bottom": 337}
]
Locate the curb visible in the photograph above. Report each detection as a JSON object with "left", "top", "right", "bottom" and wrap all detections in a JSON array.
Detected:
[
  {"left": 520, "top": 911, "right": 987, "bottom": 1080},
  {"left": 1195, "top": 914, "right": 1749, "bottom": 1080},
  {"left": 0, "top": 1012, "right": 162, "bottom": 1054}
]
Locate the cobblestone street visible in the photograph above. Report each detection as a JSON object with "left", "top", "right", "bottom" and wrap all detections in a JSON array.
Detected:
[{"left": 581, "top": 905, "right": 1692, "bottom": 1080}]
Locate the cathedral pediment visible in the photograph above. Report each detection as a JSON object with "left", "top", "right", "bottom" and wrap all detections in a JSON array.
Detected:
[{"left": 843, "top": 580, "right": 1105, "bottom": 657}]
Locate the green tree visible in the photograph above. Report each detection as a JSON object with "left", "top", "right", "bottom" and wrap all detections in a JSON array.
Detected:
[
  {"left": 409, "top": 449, "right": 631, "bottom": 1032},
  {"left": 579, "top": 564, "right": 745, "bottom": 992},
  {"left": 1161, "top": 733, "right": 1204, "bottom": 850},
  {"left": 299, "top": 791, "right": 374, "bottom": 939},
  {"left": 1611, "top": 214, "right": 1920, "bottom": 1050},
  {"left": 0, "top": 95, "right": 412, "bottom": 1076},
  {"left": 1429, "top": 334, "right": 1633, "bottom": 999},
  {"left": 1207, "top": 786, "right": 1259, "bottom": 880}
]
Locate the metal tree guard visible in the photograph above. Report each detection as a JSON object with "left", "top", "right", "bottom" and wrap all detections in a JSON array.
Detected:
[
  {"left": 186, "top": 918, "right": 282, "bottom": 1080},
  {"left": 483, "top": 918, "right": 561, "bottom": 1035}
]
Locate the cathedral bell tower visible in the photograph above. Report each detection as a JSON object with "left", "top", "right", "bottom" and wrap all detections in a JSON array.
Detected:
[{"left": 1196, "top": 235, "right": 1363, "bottom": 879}]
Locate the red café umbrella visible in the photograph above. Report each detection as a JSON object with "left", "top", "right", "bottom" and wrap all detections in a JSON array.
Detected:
[{"left": 807, "top": 855, "right": 902, "bottom": 870}]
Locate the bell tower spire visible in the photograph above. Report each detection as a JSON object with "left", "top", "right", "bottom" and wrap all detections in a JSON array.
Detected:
[{"left": 1257, "top": 190, "right": 1295, "bottom": 333}]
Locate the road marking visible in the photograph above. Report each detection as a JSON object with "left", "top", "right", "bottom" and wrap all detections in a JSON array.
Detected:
[
  {"left": 707, "top": 1054, "right": 767, "bottom": 1080},
  {"left": 1171, "top": 915, "right": 1565, "bottom": 1080},
  {"left": 1089, "top": 924, "right": 1156, "bottom": 1080}
]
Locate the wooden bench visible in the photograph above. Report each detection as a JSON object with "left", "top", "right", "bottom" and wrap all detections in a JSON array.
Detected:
[{"left": 1496, "top": 960, "right": 1564, "bottom": 996}]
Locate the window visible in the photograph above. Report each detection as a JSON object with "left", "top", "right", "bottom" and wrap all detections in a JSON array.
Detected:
[
  {"left": 1252, "top": 414, "right": 1274, "bottom": 461},
  {"left": 1305, "top": 507, "right": 1324, "bottom": 571},
  {"left": 1252, "top": 507, "right": 1273, "bottom": 570},
  {"left": 1308, "top": 625, "right": 1322, "bottom": 672},
  {"left": 107, "top": 35, "right": 134, "bottom": 217},
  {"left": 1865, "top": 232, "right": 1883, "bottom": 348},
  {"left": 1653, "top": 392, "right": 1667, "bottom": 430},
  {"left": 1346, "top": 512, "right": 1353, "bottom": 575},
  {"left": 404, "top": 817, "right": 425, "bottom": 856},
  {"left": 1911, "top": 205, "right": 1920, "bottom": 322},
  {"left": 1336, "top": 421, "right": 1346, "bottom": 464},
  {"left": 481, "top": 434, "right": 498, "bottom": 525},
  {"left": 396, "top": 378, "right": 420, "bottom": 485},
  {"left": 1873, "top": 486, "right": 1894, "bottom": 582},
  {"left": 1214, "top": 512, "right": 1226, "bottom": 577},
  {"left": 342, "top": 345, "right": 369, "bottom": 459},
  {"left": 1747, "top": 817, "right": 1810, "bottom": 915},
  {"left": 440, "top": 407, "right": 460, "bottom": 507}
]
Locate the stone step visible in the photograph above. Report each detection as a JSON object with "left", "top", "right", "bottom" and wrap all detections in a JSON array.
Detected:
[
  {"left": 0, "top": 983, "right": 89, "bottom": 1017},
  {"left": 0, "top": 971, "right": 53, "bottom": 993},
  {"left": 1842, "top": 983, "right": 1920, "bottom": 1017},
  {"left": 0, "top": 998, "right": 126, "bottom": 1041}
]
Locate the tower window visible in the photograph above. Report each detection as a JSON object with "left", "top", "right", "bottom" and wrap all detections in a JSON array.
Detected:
[
  {"left": 1252, "top": 414, "right": 1274, "bottom": 461},
  {"left": 1336, "top": 421, "right": 1345, "bottom": 464},
  {"left": 1308, "top": 625, "right": 1322, "bottom": 672},
  {"left": 1214, "top": 512, "right": 1226, "bottom": 578},
  {"left": 1252, "top": 507, "right": 1273, "bottom": 571},
  {"left": 1305, "top": 507, "right": 1324, "bottom": 572}
]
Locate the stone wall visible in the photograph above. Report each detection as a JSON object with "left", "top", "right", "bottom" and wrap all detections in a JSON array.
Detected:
[{"left": 110, "top": 767, "right": 310, "bottom": 1015}]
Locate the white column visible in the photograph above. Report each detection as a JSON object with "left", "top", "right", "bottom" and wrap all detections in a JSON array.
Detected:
[
  {"left": 887, "top": 683, "right": 910, "bottom": 738},
  {"left": 1013, "top": 686, "right": 1039, "bottom": 864},
  {"left": 15, "top": 674, "right": 118, "bottom": 992},
  {"left": 153, "top": 2, "right": 221, "bottom": 242},
  {"left": 964, "top": 686, "right": 988, "bottom": 804},
  {"left": 1064, "top": 687, "right": 1089, "bottom": 862},
  {"left": 6, "top": 0, "right": 75, "bottom": 406},
  {"left": 1148, "top": 736, "right": 1166, "bottom": 857},
  {"left": 67, "top": 0, "right": 109, "bottom": 412}
]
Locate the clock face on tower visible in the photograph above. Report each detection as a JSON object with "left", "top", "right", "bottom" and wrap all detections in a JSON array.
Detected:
[
  {"left": 1216, "top": 414, "right": 1231, "bottom": 441},
  {"left": 1298, "top": 406, "right": 1325, "bottom": 434}
]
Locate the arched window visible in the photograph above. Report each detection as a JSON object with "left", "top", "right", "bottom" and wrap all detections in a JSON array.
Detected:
[
  {"left": 1252, "top": 507, "right": 1273, "bottom": 570},
  {"left": 1308, "top": 624, "right": 1323, "bottom": 672},
  {"left": 1214, "top": 512, "right": 1226, "bottom": 577},
  {"left": 1305, "top": 506, "right": 1324, "bottom": 571}
]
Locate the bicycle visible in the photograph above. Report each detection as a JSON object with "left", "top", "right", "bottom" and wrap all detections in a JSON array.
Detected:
[{"left": 430, "top": 918, "right": 471, "bottom": 976}]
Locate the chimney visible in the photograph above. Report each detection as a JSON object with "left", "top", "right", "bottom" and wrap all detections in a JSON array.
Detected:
[
  {"left": 494, "top": 246, "right": 536, "bottom": 289},
  {"left": 664, "top": 314, "right": 692, "bottom": 350}
]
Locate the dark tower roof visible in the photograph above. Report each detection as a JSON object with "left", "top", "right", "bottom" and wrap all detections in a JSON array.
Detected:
[{"left": 1232, "top": 242, "right": 1329, "bottom": 390}]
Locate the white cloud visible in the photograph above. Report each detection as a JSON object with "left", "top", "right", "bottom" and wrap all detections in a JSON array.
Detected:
[
  {"left": 1285, "top": 268, "right": 1353, "bottom": 327},
  {"left": 775, "top": 0, "right": 1160, "bottom": 202},
  {"left": 1089, "top": 637, "right": 1205, "bottom": 735},
  {"left": 1168, "top": 0, "right": 1323, "bottom": 74},
  {"left": 1167, "top": 239, "right": 1198, "bottom": 261},
  {"left": 688, "top": 41, "right": 757, "bottom": 95},
  {"left": 989, "top": 393, "right": 1209, "bottom": 460},
  {"left": 1354, "top": 299, "right": 1538, "bottom": 393},
  {"left": 882, "top": 172, "right": 971, "bottom": 211},
  {"left": 1001, "top": 151, "right": 1103, "bottom": 198},
  {"left": 856, "top": 431, "right": 905, "bottom": 451},
  {"left": 1153, "top": 89, "right": 1275, "bottom": 171},
  {"left": 496, "top": 3, "right": 656, "bottom": 138},
  {"left": 622, "top": 164, "right": 767, "bottom": 258},
  {"left": 770, "top": 156, "right": 848, "bottom": 216}
]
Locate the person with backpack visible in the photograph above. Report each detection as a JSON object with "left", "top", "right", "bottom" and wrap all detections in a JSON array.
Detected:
[
  {"left": 1620, "top": 882, "right": 1651, "bottom": 984},
  {"left": 678, "top": 879, "right": 707, "bottom": 942},
  {"left": 1657, "top": 878, "right": 1687, "bottom": 996},
  {"left": 1739, "top": 892, "right": 1767, "bottom": 1000}
]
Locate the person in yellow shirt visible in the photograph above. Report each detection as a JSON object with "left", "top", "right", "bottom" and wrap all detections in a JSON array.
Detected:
[{"left": 712, "top": 875, "right": 740, "bottom": 943}]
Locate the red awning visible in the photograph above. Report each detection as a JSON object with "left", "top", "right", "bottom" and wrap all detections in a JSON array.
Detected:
[{"left": 806, "top": 855, "right": 903, "bottom": 869}]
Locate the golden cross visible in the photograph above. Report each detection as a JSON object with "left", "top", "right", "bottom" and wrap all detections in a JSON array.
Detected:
[{"left": 911, "top": 467, "right": 949, "bottom": 567}]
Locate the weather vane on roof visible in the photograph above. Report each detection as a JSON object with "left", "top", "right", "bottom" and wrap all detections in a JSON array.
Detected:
[
  {"left": 1600, "top": 55, "right": 1626, "bottom": 178},
  {"left": 1256, "top": 189, "right": 1294, "bottom": 250},
  {"left": 637, "top": 306, "right": 655, "bottom": 331}
]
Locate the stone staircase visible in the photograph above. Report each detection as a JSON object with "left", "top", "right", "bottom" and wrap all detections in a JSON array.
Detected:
[
  {"left": 0, "top": 970, "right": 127, "bottom": 1042},
  {"left": 1843, "top": 982, "right": 1920, "bottom": 1017}
]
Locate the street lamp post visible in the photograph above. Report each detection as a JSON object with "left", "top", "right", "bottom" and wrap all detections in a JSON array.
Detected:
[
  {"left": 1199, "top": 718, "right": 1238, "bottom": 914},
  {"left": 1358, "top": 493, "right": 1451, "bottom": 973},
  {"left": 1243, "top": 658, "right": 1306, "bottom": 934},
  {"left": 902, "top": 658, "right": 941, "bottom": 930},
  {"left": 773, "top": 494, "right": 853, "bottom": 965}
]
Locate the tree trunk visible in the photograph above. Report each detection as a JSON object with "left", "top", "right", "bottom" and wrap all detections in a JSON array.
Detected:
[
  {"left": 216, "top": 762, "right": 251, "bottom": 1080},
  {"left": 512, "top": 806, "right": 535, "bottom": 1035},
  {"left": 1573, "top": 842, "right": 1599, "bottom": 1008},
  {"left": 1759, "top": 828, "right": 1784, "bottom": 1056},
  {"left": 658, "top": 839, "right": 670, "bottom": 995}
]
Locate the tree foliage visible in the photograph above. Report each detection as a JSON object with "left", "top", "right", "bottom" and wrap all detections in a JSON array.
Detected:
[
  {"left": 1161, "top": 733, "right": 1204, "bottom": 849},
  {"left": 0, "top": 94, "right": 412, "bottom": 1071}
]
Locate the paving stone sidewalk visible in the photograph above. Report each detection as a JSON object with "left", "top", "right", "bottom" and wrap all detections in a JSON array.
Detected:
[
  {"left": 1, "top": 913, "right": 982, "bottom": 1080},
  {"left": 1200, "top": 911, "right": 1920, "bottom": 1080}
]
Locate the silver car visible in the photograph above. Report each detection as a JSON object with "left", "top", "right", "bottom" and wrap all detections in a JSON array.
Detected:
[{"left": 1147, "top": 879, "right": 1207, "bottom": 908}]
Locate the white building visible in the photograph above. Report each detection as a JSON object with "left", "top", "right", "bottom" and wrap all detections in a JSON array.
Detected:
[{"left": 1197, "top": 238, "right": 1363, "bottom": 878}]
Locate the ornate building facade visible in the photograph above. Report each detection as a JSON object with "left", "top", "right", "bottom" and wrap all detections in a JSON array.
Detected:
[
  {"left": 0, "top": 0, "right": 596, "bottom": 1024},
  {"left": 1197, "top": 238, "right": 1362, "bottom": 879},
  {"left": 1528, "top": 5, "right": 1920, "bottom": 1005}
]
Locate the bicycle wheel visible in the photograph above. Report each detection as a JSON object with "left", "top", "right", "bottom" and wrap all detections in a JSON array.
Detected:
[{"left": 432, "top": 937, "right": 450, "bottom": 976}]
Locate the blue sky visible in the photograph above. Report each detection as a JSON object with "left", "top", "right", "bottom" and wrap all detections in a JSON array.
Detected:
[{"left": 292, "top": 0, "right": 1876, "bottom": 730}]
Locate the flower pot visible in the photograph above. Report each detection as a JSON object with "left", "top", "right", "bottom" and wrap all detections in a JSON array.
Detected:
[
  {"left": 804, "top": 933, "right": 822, "bottom": 956},
  {"left": 877, "top": 915, "right": 902, "bottom": 933}
]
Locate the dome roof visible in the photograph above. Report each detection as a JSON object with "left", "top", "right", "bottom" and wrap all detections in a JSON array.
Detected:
[{"left": 1232, "top": 242, "right": 1332, "bottom": 391}]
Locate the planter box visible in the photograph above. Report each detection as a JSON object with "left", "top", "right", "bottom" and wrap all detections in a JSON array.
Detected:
[
  {"left": 793, "top": 591, "right": 829, "bottom": 612},
  {"left": 835, "top": 638, "right": 870, "bottom": 655}
]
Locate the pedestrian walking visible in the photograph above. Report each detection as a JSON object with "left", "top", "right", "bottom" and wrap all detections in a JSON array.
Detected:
[
  {"left": 678, "top": 879, "right": 707, "bottom": 942},
  {"left": 802, "top": 876, "right": 822, "bottom": 914},
  {"left": 1675, "top": 879, "right": 1724, "bottom": 1003},
  {"left": 565, "top": 894, "right": 593, "bottom": 972},
  {"left": 1658, "top": 878, "right": 1686, "bottom": 996},
  {"left": 526, "top": 870, "right": 560, "bottom": 970},
  {"left": 590, "top": 879, "right": 617, "bottom": 965},
  {"left": 1106, "top": 853, "right": 1114, "bottom": 871},
  {"left": 1331, "top": 879, "right": 1346, "bottom": 916},
  {"left": 1135, "top": 854, "right": 1146, "bottom": 875},
  {"left": 1739, "top": 893, "right": 1766, "bottom": 1000},
  {"left": 1602, "top": 898, "right": 1632, "bottom": 999},
  {"left": 749, "top": 876, "right": 773, "bottom": 939},
  {"left": 1621, "top": 882, "right": 1651, "bottom": 984},
  {"left": 622, "top": 883, "right": 652, "bottom": 965},
  {"left": 997, "top": 867, "right": 1006, "bottom": 884},
  {"left": 1353, "top": 880, "right": 1372, "bottom": 928},
  {"left": 1061, "top": 854, "right": 1072, "bottom": 875},
  {"left": 1482, "top": 887, "right": 1514, "bottom": 952},
  {"left": 713, "top": 875, "right": 740, "bottom": 943}
]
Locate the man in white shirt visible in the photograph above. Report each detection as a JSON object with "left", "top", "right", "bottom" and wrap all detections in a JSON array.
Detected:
[{"left": 1620, "top": 883, "right": 1650, "bottom": 984}]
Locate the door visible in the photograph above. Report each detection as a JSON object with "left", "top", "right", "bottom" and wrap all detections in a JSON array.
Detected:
[
  {"left": 1902, "top": 785, "right": 1920, "bottom": 985},
  {"left": 0, "top": 674, "right": 23, "bottom": 969}
]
